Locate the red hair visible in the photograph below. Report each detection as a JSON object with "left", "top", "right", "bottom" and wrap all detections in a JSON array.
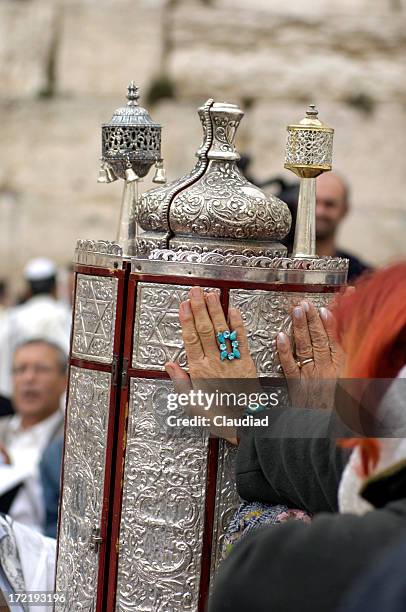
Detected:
[
  {"left": 334, "top": 262, "right": 406, "bottom": 378},
  {"left": 334, "top": 262, "right": 406, "bottom": 475}
]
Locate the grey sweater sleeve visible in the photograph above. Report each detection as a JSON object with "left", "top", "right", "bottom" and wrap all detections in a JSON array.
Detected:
[{"left": 236, "top": 407, "right": 351, "bottom": 513}]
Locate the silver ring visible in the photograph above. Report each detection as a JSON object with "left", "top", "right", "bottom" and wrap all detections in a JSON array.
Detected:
[{"left": 296, "top": 357, "right": 314, "bottom": 369}]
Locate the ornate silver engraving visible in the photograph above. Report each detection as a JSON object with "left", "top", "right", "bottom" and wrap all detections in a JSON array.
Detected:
[
  {"left": 284, "top": 107, "right": 334, "bottom": 256},
  {"left": 149, "top": 250, "right": 348, "bottom": 271},
  {"left": 103, "top": 125, "right": 160, "bottom": 155},
  {"left": 168, "top": 238, "right": 287, "bottom": 258},
  {"left": 196, "top": 100, "right": 214, "bottom": 159},
  {"left": 210, "top": 441, "right": 240, "bottom": 575},
  {"left": 208, "top": 103, "right": 242, "bottom": 159},
  {"left": 56, "top": 367, "right": 111, "bottom": 611},
  {"left": 169, "top": 160, "right": 291, "bottom": 245},
  {"left": 285, "top": 128, "right": 333, "bottom": 168},
  {"left": 132, "top": 283, "right": 219, "bottom": 370},
  {"left": 115, "top": 378, "right": 209, "bottom": 611},
  {"left": 72, "top": 274, "right": 118, "bottom": 364},
  {"left": 138, "top": 159, "right": 207, "bottom": 234},
  {"left": 229, "top": 289, "right": 336, "bottom": 376},
  {"left": 101, "top": 82, "right": 161, "bottom": 180},
  {"left": 130, "top": 257, "right": 347, "bottom": 287},
  {"left": 76, "top": 239, "right": 123, "bottom": 256},
  {"left": 137, "top": 99, "right": 291, "bottom": 257},
  {"left": 135, "top": 236, "right": 169, "bottom": 257},
  {"left": 137, "top": 98, "right": 213, "bottom": 239},
  {"left": 167, "top": 101, "right": 291, "bottom": 253}
]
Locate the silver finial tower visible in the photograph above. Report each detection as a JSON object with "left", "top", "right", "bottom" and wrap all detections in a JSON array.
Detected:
[{"left": 285, "top": 105, "right": 334, "bottom": 258}]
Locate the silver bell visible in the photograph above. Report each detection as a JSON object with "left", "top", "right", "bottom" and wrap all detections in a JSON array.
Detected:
[
  {"left": 97, "top": 166, "right": 108, "bottom": 183},
  {"left": 105, "top": 166, "right": 118, "bottom": 183},
  {"left": 152, "top": 160, "right": 166, "bottom": 184},
  {"left": 125, "top": 164, "right": 139, "bottom": 183}
]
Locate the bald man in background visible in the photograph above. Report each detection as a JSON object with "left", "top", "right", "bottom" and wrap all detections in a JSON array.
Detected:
[{"left": 315, "top": 172, "right": 371, "bottom": 282}]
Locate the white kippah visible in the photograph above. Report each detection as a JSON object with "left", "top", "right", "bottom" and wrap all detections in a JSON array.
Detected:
[{"left": 24, "top": 257, "right": 57, "bottom": 281}]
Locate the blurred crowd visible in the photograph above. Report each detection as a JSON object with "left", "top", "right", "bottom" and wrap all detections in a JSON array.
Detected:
[{"left": 0, "top": 259, "right": 72, "bottom": 541}]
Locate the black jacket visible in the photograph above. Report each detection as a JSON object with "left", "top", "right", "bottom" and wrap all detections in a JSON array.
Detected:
[
  {"left": 339, "top": 537, "right": 406, "bottom": 612},
  {"left": 209, "top": 408, "right": 406, "bottom": 612}
]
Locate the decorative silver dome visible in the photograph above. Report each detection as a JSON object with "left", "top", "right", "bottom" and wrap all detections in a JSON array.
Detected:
[{"left": 137, "top": 99, "right": 291, "bottom": 257}]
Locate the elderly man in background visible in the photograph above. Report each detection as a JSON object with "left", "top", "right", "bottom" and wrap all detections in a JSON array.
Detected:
[
  {"left": 0, "top": 258, "right": 71, "bottom": 398},
  {"left": 0, "top": 339, "right": 66, "bottom": 533}
]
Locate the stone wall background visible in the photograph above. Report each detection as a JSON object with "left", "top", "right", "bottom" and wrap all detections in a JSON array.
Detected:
[{"left": 1, "top": 0, "right": 405, "bottom": 292}]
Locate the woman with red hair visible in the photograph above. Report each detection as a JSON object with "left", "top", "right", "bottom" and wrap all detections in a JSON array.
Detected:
[{"left": 166, "top": 262, "right": 406, "bottom": 612}]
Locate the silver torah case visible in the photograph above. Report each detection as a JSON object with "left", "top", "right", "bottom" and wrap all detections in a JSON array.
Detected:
[{"left": 56, "top": 91, "right": 348, "bottom": 611}]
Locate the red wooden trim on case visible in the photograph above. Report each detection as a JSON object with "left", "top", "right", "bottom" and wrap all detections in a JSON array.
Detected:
[
  {"left": 198, "top": 437, "right": 220, "bottom": 611},
  {"left": 96, "top": 264, "right": 129, "bottom": 611},
  {"left": 74, "top": 264, "right": 121, "bottom": 278},
  {"left": 220, "top": 285, "right": 230, "bottom": 319},
  {"left": 69, "top": 357, "right": 111, "bottom": 372},
  {"left": 127, "top": 368, "right": 169, "bottom": 379},
  {"left": 105, "top": 264, "right": 135, "bottom": 611}
]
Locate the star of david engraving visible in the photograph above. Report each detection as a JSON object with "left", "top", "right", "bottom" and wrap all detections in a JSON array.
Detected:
[
  {"left": 134, "top": 286, "right": 189, "bottom": 368},
  {"left": 133, "top": 284, "right": 220, "bottom": 370},
  {"left": 72, "top": 275, "right": 117, "bottom": 363},
  {"left": 77, "top": 287, "right": 109, "bottom": 349}
]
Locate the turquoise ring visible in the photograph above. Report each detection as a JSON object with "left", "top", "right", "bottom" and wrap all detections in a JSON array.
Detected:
[
  {"left": 244, "top": 403, "right": 267, "bottom": 416},
  {"left": 217, "top": 330, "right": 240, "bottom": 361}
]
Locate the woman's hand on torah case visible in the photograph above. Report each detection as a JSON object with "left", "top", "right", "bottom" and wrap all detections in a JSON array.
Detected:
[
  {"left": 276, "top": 299, "right": 345, "bottom": 410},
  {"left": 165, "top": 287, "right": 260, "bottom": 444}
]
